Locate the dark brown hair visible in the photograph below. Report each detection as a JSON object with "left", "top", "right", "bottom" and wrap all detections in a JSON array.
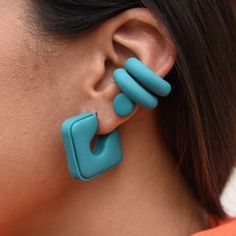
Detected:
[{"left": 32, "top": 0, "right": 236, "bottom": 218}]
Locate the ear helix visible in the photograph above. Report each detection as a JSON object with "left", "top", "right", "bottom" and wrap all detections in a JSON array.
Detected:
[{"left": 113, "top": 57, "right": 172, "bottom": 117}]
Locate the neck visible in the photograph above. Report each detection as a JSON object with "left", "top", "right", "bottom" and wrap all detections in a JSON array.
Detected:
[{"left": 17, "top": 108, "right": 208, "bottom": 236}]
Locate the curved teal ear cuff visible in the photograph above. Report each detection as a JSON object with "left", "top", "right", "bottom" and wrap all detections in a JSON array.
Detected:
[
  {"left": 112, "top": 57, "right": 171, "bottom": 117},
  {"left": 61, "top": 113, "right": 123, "bottom": 181},
  {"left": 113, "top": 68, "right": 158, "bottom": 109},
  {"left": 61, "top": 57, "right": 172, "bottom": 181},
  {"left": 124, "top": 57, "right": 172, "bottom": 97}
]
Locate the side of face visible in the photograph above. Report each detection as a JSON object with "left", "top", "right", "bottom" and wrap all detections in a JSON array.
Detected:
[
  {"left": 0, "top": 1, "right": 176, "bottom": 229},
  {"left": 0, "top": 1, "right": 92, "bottom": 226}
]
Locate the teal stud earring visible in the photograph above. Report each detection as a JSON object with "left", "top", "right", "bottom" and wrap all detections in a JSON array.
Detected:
[
  {"left": 113, "top": 93, "right": 135, "bottom": 117},
  {"left": 61, "top": 113, "right": 123, "bottom": 181}
]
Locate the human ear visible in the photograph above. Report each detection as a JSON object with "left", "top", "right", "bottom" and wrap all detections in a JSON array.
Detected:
[{"left": 79, "top": 7, "right": 176, "bottom": 134}]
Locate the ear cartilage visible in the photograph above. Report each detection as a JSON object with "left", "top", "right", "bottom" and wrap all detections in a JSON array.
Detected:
[
  {"left": 125, "top": 57, "right": 172, "bottom": 97},
  {"left": 113, "top": 68, "right": 158, "bottom": 109},
  {"left": 113, "top": 93, "right": 135, "bottom": 117}
]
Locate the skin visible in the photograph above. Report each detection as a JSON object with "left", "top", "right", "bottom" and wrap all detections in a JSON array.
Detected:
[{"left": 0, "top": 1, "right": 209, "bottom": 235}]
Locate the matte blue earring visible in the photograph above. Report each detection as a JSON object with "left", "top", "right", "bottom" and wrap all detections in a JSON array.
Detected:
[
  {"left": 124, "top": 57, "right": 172, "bottom": 97},
  {"left": 61, "top": 113, "right": 123, "bottom": 181},
  {"left": 113, "top": 93, "right": 135, "bottom": 117},
  {"left": 112, "top": 57, "right": 171, "bottom": 117},
  {"left": 113, "top": 68, "right": 158, "bottom": 109},
  {"left": 61, "top": 57, "right": 172, "bottom": 181}
]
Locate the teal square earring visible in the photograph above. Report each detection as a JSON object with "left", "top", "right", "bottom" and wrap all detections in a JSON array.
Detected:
[
  {"left": 61, "top": 57, "right": 172, "bottom": 181},
  {"left": 61, "top": 113, "right": 123, "bottom": 181}
]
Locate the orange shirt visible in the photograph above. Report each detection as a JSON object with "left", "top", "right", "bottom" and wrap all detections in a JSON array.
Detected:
[{"left": 192, "top": 217, "right": 236, "bottom": 236}]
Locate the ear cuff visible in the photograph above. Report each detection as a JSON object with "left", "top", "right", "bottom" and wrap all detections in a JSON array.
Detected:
[
  {"left": 112, "top": 57, "right": 172, "bottom": 117},
  {"left": 61, "top": 57, "right": 172, "bottom": 181}
]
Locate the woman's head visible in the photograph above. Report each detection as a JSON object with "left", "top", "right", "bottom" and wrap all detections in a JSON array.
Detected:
[{"left": 0, "top": 0, "right": 235, "bottom": 227}]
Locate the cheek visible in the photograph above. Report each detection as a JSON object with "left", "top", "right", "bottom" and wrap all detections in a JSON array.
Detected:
[
  {"left": 0, "top": 6, "right": 89, "bottom": 227},
  {"left": 0, "top": 77, "right": 72, "bottom": 226},
  {"left": 0, "top": 39, "right": 73, "bottom": 228}
]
